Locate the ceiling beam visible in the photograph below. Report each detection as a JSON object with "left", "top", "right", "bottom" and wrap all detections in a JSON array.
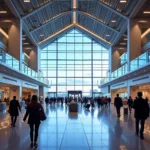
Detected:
[
  {"left": 30, "top": 10, "right": 73, "bottom": 34},
  {"left": 38, "top": 23, "right": 112, "bottom": 49},
  {"left": 75, "top": 24, "right": 112, "bottom": 46},
  {"left": 22, "top": 0, "right": 53, "bottom": 20},
  {"left": 4, "top": 0, "right": 37, "bottom": 46},
  {"left": 78, "top": 10, "right": 120, "bottom": 34},
  {"left": 129, "top": 0, "right": 147, "bottom": 18},
  {"left": 39, "top": 26, "right": 74, "bottom": 49},
  {"left": 38, "top": 24, "right": 74, "bottom": 45},
  {"left": 98, "top": 1, "right": 128, "bottom": 20},
  {"left": 112, "top": 21, "right": 127, "bottom": 46},
  {"left": 75, "top": 24, "right": 110, "bottom": 49}
]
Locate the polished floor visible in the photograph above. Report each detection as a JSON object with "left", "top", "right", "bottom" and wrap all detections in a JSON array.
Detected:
[{"left": 0, "top": 103, "right": 150, "bottom": 150}]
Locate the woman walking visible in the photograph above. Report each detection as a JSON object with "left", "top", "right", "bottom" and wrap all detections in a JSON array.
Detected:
[{"left": 23, "top": 95, "right": 44, "bottom": 148}]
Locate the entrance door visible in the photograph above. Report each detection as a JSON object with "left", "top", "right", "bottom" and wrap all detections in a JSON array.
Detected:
[{"left": 68, "top": 91, "right": 82, "bottom": 99}]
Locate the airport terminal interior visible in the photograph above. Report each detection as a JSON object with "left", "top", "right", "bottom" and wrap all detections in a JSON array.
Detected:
[{"left": 0, "top": 0, "right": 150, "bottom": 149}]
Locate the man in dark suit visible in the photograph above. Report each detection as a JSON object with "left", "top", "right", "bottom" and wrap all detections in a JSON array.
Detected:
[
  {"left": 132, "top": 92, "right": 149, "bottom": 140},
  {"left": 114, "top": 94, "right": 123, "bottom": 118},
  {"left": 9, "top": 96, "right": 21, "bottom": 127}
]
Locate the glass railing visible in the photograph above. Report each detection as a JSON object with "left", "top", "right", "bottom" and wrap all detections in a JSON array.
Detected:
[
  {"left": 101, "top": 50, "right": 150, "bottom": 85},
  {"left": 111, "top": 63, "right": 127, "bottom": 79},
  {"left": 130, "top": 51, "right": 148, "bottom": 71},
  {"left": 0, "top": 50, "right": 49, "bottom": 85},
  {"left": 5, "top": 53, "right": 19, "bottom": 70},
  {"left": 100, "top": 63, "right": 127, "bottom": 85}
]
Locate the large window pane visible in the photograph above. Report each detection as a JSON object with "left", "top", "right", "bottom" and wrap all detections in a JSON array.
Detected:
[{"left": 40, "top": 29, "right": 109, "bottom": 95}]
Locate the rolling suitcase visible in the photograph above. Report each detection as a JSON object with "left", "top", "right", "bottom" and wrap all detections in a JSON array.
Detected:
[{"left": 124, "top": 107, "right": 128, "bottom": 115}]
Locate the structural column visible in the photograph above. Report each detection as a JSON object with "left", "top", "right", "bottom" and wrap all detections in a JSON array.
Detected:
[
  {"left": 8, "top": 19, "right": 23, "bottom": 71},
  {"left": 111, "top": 47, "right": 121, "bottom": 72},
  {"left": 29, "top": 46, "right": 39, "bottom": 72},
  {"left": 127, "top": 19, "right": 142, "bottom": 71}
]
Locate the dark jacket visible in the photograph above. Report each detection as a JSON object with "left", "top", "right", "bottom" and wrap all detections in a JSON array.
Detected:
[
  {"left": 23, "top": 102, "right": 43, "bottom": 124},
  {"left": 114, "top": 97, "right": 123, "bottom": 108},
  {"left": 132, "top": 97, "right": 149, "bottom": 119},
  {"left": 9, "top": 99, "right": 21, "bottom": 116},
  {"left": 127, "top": 98, "right": 133, "bottom": 106}
]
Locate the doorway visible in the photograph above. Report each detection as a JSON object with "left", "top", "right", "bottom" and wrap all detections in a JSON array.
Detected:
[{"left": 68, "top": 90, "right": 82, "bottom": 99}]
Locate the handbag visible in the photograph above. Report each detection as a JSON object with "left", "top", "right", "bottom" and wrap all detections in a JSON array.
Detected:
[{"left": 39, "top": 110, "right": 47, "bottom": 121}]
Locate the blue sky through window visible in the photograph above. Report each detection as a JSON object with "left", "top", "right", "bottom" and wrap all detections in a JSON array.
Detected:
[{"left": 40, "top": 29, "right": 108, "bottom": 97}]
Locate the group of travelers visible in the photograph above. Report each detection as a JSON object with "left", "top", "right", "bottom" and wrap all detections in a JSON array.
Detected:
[
  {"left": 114, "top": 92, "right": 149, "bottom": 140},
  {"left": 9, "top": 95, "right": 45, "bottom": 148},
  {"left": 8, "top": 91, "right": 150, "bottom": 149}
]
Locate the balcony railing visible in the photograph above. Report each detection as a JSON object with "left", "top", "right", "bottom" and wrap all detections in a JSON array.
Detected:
[
  {"left": 0, "top": 50, "right": 49, "bottom": 85},
  {"left": 130, "top": 51, "right": 149, "bottom": 71},
  {"left": 100, "top": 50, "right": 150, "bottom": 85}
]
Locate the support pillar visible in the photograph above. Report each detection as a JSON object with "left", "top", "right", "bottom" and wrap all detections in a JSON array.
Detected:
[
  {"left": 112, "top": 47, "right": 121, "bottom": 72},
  {"left": 29, "top": 48, "right": 38, "bottom": 72},
  {"left": 8, "top": 19, "right": 23, "bottom": 71},
  {"left": 127, "top": 19, "right": 142, "bottom": 71}
]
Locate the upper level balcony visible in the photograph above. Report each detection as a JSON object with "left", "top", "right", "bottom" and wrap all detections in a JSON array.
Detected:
[
  {"left": 0, "top": 49, "right": 49, "bottom": 85},
  {"left": 100, "top": 49, "right": 150, "bottom": 86}
]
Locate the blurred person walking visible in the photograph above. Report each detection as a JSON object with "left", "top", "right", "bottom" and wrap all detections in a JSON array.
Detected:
[
  {"left": 9, "top": 96, "right": 21, "bottom": 127},
  {"left": 114, "top": 94, "right": 123, "bottom": 118},
  {"left": 23, "top": 95, "right": 46, "bottom": 148},
  {"left": 133, "top": 92, "right": 149, "bottom": 140}
]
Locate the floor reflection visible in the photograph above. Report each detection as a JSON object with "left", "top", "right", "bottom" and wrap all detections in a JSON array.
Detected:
[{"left": 0, "top": 104, "right": 149, "bottom": 150}]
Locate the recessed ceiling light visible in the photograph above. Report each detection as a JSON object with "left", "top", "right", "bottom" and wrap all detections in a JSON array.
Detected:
[
  {"left": 0, "top": 28, "right": 9, "bottom": 39},
  {"left": 111, "top": 20, "right": 116, "bottom": 23},
  {"left": 120, "top": 0, "right": 127, "bottom": 3},
  {"left": 120, "top": 43, "right": 126, "bottom": 45},
  {"left": 0, "top": 11, "right": 7, "bottom": 14},
  {"left": 138, "top": 20, "right": 148, "bottom": 23},
  {"left": 118, "top": 48, "right": 125, "bottom": 50},
  {"left": 24, "top": 0, "right": 30, "bottom": 2},
  {"left": 24, "top": 47, "right": 31, "bottom": 50},
  {"left": 143, "top": 11, "right": 150, "bottom": 14},
  {"left": 40, "top": 34, "right": 44, "bottom": 37}
]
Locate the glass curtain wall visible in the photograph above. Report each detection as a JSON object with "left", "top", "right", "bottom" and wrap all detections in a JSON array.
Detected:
[{"left": 40, "top": 29, "right": 108, "bottom": 97}]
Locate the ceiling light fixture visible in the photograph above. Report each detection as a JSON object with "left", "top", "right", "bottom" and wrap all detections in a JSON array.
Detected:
[
  {"left": 111, "top": 20, "right": 116, "bottom": 23},
  {"left": 73, "top": 0, "right": 77, "bottom": 9},
  {"left": 138, "top": 20, "right": 148, "bottom": 23},
  {"left": 105, "top": 35, "right": 110, "bottom": 36},
  {"left": 40, "top": 34, "right": 44, "bottom": 37},
  {"left": 24, "top": 47, "right": 31, "bottom": 50},
  {"left": 73, "top": 11, "right": 76, "bottom": 24},
  {"left": 118, "top": 48, "right": 125, "bottom": 50},
  {"left": 143, "top": 11, "right": 150, "bottom": 14},
  {"left": 120, "top": 43, "right": 126, "bottom": 45},
  {"left": 0, "top": 11, "right": 7, "bottom": 14},
  {"left": 120, "top": 0, "right": 127, "bottom": 3},
  {"left": 0, "top": 28, "right": 9, "bottom": 39},
  {"left": 24, "top": 53, "right": 30, "bottom": 59},
  {"left": 24, "top": 0, "right": 30, "bottom": 2},
  {"left": 141, "top": 28, "right": 150, "bottom": 38},
  {"left": 38, "top": 24, "right": 74, "bottom": 44}
]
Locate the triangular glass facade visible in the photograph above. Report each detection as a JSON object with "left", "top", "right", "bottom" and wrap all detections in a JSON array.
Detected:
[{"left": 41, "top": 29, "right": 108, "bottom": 97}]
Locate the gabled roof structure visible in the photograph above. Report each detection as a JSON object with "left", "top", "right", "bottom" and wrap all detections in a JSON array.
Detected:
[{"left": 9, "top": 0, "right": 147, "bottom": 48}]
